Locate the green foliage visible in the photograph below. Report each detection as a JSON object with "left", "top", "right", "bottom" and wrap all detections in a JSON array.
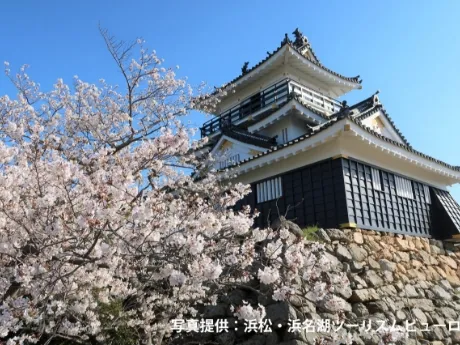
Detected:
[{"left": 302, "top": 224, "right": 319, "bottom": 241}]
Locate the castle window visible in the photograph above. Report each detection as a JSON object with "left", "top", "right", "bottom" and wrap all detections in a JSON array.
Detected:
[
  {"left": 395, "top": 175, "right": 414, "bottom": 199},
  {"left": 256, "top": 177, "right": 282, "bottom": 203},
  {"left": 423, "top": 185, "right": 431, "bottom": 204},
  {"left": 219, "top": 154, "right": 240, "bottom": 169},
  {"left": 371, "top": 167, "right": 382, "bottom": 191},
  {"left": 281, "top": 128, "right": 288, "bottom": 144}
]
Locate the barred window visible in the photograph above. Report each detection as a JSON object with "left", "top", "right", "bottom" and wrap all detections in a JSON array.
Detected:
[
  {"left": 423, "top": 185, "right": 431, "bottom": 204},
  {"left": 281, "top": 128, "right": 288, "bottom": 144},
  {"left": 256, "top": 177, "right": 282, "bottom": 203},
  {"left": 219, "top": 154, "right": 240, "bottom": 169},
  {"left": 395, "top": 175, "right": 414, "bottom": 199},
  {"left": 371, "top": 167, "right": 382, "bottom": 191}
]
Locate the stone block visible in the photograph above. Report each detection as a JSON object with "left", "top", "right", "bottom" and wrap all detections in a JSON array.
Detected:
[
  {"left": 326, "top": 229, "right": 349, "bottom": 242},
  {"left": 411, "top": 307, "right": 428, "bottom": 323},
  {"left": 349, "top": 243, "right": 368, "bottom": 262},
  {"left": 350, "top": 288, "right": 380, "bottom": 302},
  {"left": 432, "top": 285, "right": 453, "bottom": 300},
  {"left": 335, "top": 244, "right": 352, "bottom": 262},
  {"left": 379, "top": 259, "right": 396, "bottom": 272},
  {"left": 363, "top": 270, "right": 384, "bottom": 287},
  {"left": 353, "top": 231, "right": 364, "bottom": 244}
]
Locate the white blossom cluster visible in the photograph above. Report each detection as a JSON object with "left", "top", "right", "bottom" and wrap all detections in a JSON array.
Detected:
[{"left": 0, "top": 34, "right": 351, "bottom": 345}]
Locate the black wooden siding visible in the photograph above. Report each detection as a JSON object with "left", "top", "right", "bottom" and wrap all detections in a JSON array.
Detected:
[
  {"left": 341, "top": 158, "right": 432, "bottom": 237},
  {"left": 236, "top": 159, "right": 348, "bottom": 229},
  {"left": 431, "top": 189, "right": 460, "bottom": 239},
  {"left": 235, "top": 157, "right": 460, "bottom": 239}
]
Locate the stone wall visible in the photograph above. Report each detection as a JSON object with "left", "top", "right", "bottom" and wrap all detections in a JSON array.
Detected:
[
  {"left": 315, "top": 228, "right": 460, "bottom": 345},
  {"left": 188, "top": 229, "right": 460, "bottom": 345}
]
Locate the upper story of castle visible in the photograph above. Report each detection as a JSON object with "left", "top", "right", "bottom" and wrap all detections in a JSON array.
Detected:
[
  {"left": 200, "top": 30, "right": 426, "bottom": 176},
  {"left": 200, "top": 29, "right": 362, "bottom": 140}
]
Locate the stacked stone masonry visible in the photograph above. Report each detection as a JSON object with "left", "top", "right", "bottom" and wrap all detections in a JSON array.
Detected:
[{"left": 197, "top": 229, "right": 460, "bottom": 345}]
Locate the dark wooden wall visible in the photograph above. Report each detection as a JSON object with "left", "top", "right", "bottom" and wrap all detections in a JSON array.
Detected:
[
  {"left": 431, "top": 189, "right": 460, "bottom": 239},
  {"left": 341, "top": 158, "right": 432, "bottom": 237},
  {"left": 235, "top": 159, "right": 348, "bottom": 229},
  {"left": 234, "top": 157, "right": 460, "bottom": 239}
]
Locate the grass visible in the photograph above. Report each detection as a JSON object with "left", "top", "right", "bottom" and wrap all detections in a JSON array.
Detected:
[{"left": 302, "top": 224, "right": 320, "bottom": 241}]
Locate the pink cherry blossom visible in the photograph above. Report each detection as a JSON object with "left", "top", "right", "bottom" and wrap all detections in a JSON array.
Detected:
[{"left": 0, "top": 30, "right": 352, "bottom": 345}]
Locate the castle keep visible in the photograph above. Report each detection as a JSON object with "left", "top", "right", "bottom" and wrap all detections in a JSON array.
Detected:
[{"left": 200, "top": 29, "right": 460, "bottom": 240}]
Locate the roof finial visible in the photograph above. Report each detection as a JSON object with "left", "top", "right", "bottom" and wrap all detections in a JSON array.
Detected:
[
  {"left": 292, "top": 28, "right": 308, "bottom": 48},
  {"left": 373, "top": 90, "right": 380, "bottom": 105},
  {"left": 241, "top": 61, "right": 250, "bottom": 75},
  {"left": 339, "top": 100, "right": 351, "bottom": 119},
  {"left": 281, "top": 33, "right": 290, "bottom": 45}
]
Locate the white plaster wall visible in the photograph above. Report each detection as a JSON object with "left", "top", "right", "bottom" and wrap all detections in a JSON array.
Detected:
[
  {"left": 361, "top": 111, "right": 405, "bottom": 145},
  {"left": 231, "top": 128, "right": 456, "bottom": 189},
  {"left": 257, "top": 116, "right": 307, "bottom": 144},
  {"left": 285, "top": 65, "right": 336, "bottom": 99},
  {"left": 217, "top": 60, "right": 342, "bottom": 115},
  {"left": 217, "top": 68, "right": 287, "bottom": 115},
  {"left": 290, "top": 116, "right": 310, "bottom": 138},
  {"left": 213, "top": 140, "right": 262, "bottom": 170},
  {"left": 337, "top": 135, "right": 454, "bottom": 188},
  {"left": 234, "top": 140, "right": 341, "bottom": 184}
]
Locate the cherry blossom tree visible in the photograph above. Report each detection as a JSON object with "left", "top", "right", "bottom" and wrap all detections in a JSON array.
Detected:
[{"left": 0, "top": 30, "right": 353, "bottom": 345}]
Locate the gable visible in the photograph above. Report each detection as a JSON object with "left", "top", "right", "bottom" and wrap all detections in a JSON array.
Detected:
[
  {"left": 220, "top": 139, "right": 233, "bottom": 151},
  {"left": 360, "top": 109, "right": 406, "bottom": 145},
  {"left": 211, "top": 135, "right": 265, "bottom": 170},
  {"left": 256, "top": 115, "right": 310, "bottom": 145},
  {"left": 248, "top": 99, "right": 327, "bottom": 134}
]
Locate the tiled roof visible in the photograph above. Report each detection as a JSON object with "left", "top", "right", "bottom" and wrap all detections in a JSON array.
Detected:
[
  {"left": 433, "top": 189, "right": 460, "bottom": 232},
  {"left": 219, "top": 33, "right": 361, "bottom": 92},
  {"left": 345, "top": 115, "right": 459, "bottom": 171},
  {"left": 244, "top": 100, "right": 291, "bottom": 126},
  {"left": 222, "top": 110, "right": 460, "bottom": 173},
  {"left": 354, "top": 105, "right": 411, "bottom": 147},
  {"left": 347, "top": 94, "right": 377, "bottom": 114},
  {"left": 292, "top": 96, "right": 332, "bottom": 121},
  {"left": 290, "top": 41, "right": 361, "bottom": 84},
  {"left": 340, "top": 93, "right": 411, "bottom": 148},
  {"left": 245, "top": 96, "right": 330, "bottom": 128},
  {"left": 223, "top": 116, "right": 342, "bottom": 169},
  {"left": 379, "top": 108, "right": 411, "bottom": 147},
  {"left": 220, "top": 126, "right": 277, "bottom": 149}
]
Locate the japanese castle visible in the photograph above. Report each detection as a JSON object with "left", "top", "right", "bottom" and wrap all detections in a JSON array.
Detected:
[{"left": 200, "top": 29, "right": 460, "bottom": 240}]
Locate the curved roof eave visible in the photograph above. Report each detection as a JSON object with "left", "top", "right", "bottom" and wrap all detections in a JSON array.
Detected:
[
  {"left": 222, "top": 116, "right": 460, "bottom": 176},
  {"left": 220, "top": 41, "right": 362, "bottom": 93}
]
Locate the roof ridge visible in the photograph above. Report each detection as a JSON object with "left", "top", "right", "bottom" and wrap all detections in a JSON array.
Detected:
[
  {"left": 331, "top": 93, "right": 411, "bottom": 148},
  {"left": 225, "top": 127, "right": 274, "bottom": 141},
  {"left": 288, "top": 42, "right": 361, "bottom": 84},
  {"left": 353, "top": 104, "right": 382, "bottom": 120},
  {"left": 351, "top": 101, "right": 411, "bottom": 148},
  {"left": 217, "top": 31, "right": 361, "bottom": 92},
  {"left": 379, "top": 107, "right": 411, "bottom": 147},
  {"left": 346, "top": 116, "right": 456, "bottom": 169},
  {"left": 218, "top": 126, "right": 277, "bottom": 149},
  {"left": 292, "top": 97, "right": 331, "bottom": 120},
  {"left": 221, "top": 116, "right": 459, "bottom": 173}
]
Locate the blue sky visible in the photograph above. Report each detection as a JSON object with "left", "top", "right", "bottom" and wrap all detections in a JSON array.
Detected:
[{"left": 2, "top": 0, "right": 460, "bottom": 201}]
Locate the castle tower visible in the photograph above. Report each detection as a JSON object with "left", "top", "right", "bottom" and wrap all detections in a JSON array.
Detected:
[{"left": 200, "top": 29, "right": 460, "bottom": 241}]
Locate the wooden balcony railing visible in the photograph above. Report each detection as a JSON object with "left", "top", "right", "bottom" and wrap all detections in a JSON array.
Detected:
[
  {"left": 200, "top": 79, "right": 342, "bottom": 137},
  {"left": 289, "top": 81, "right": 342, "bottom": 115}
]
